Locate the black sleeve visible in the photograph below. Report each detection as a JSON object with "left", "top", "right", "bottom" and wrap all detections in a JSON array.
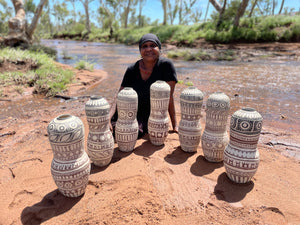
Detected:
[
  {"left": 120, "top": 62, "right": 138, "bottom": 87},
  {"left": 161, "top": 58, "right": 178, "bottom": 83}
]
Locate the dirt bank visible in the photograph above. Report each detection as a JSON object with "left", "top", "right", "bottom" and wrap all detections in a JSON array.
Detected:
[{"left": 0, "top": 51, "right": 300, "bottom": 224}]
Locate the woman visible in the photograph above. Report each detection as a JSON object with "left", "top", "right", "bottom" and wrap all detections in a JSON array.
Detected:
[{"left": 110, "top": 33, "right": 178, "bottom": 138}]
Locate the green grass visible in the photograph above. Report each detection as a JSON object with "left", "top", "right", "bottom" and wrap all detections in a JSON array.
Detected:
[
  {"left": 0, "top": 47, "right": 74, "bottom": 96},
  {"left": 75, "top": 56, "right": 95, "bottom": 71}
]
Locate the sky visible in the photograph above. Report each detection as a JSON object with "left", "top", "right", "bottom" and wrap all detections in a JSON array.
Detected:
[{"left": 4, "top": 0, "right": 300, "bottom": 25}]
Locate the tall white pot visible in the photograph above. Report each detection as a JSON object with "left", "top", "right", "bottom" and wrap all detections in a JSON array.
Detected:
[{"left": 47, "top": 114, "right": 90, "bottom": 197}]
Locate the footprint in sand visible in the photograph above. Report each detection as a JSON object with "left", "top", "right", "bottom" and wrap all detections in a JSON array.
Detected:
[
  {"left": 9, "top": 190, "right": 33, "bottom": 208},
  {"left": 153, "top": 168, "right": 174, "bottom": 194}
]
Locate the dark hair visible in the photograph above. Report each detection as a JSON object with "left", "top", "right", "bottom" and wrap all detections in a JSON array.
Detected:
[{"left": 139, "top": 33, "right": 161, "bottom": 50}]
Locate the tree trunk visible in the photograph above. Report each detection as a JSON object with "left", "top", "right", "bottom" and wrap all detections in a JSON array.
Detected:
[
  {"left": 233, "top": 0, "right": 249, "bottom": 27},
  {"left": 4, "top": 0, "right": 47, "bottom": 47},
  {"left": 124, "top": 0, "right": 132, "bottom": 28},
  {"left": 272, "top": 0, "right": 276, "bottom": 15},
  {"left": 278, "top": 0, "right": 285, "bottom": 14},
  {"left": 5, "top": 0, "right": 27, "bottom": 46},
  {"left": 27, "top": 0, "right": 47, "bottom": 39},
  {"left": 209, "top": 0, "right": 222, "bottom": 12},
  {"left": 161, "top": 0, "right": 167, "bottom": 25},
  {"left": 248, "top": 0, "right": 258, "bottom": 17},
  {"left": 216, "top": 0, "right": 226, "bottom": 29},
  {"left": 138, "top": 0, "right": 146, "bottom": 27},
  {"left": 204, "top": 0, "right": 210, "bottom": 22},
  {"left": 82, "top": 0, "right": 91, "bottom": 34}
]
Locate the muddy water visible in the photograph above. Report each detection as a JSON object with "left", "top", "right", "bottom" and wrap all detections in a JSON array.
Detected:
[{"left": 39, "top": 39, "right": 300, "bottom": 133}]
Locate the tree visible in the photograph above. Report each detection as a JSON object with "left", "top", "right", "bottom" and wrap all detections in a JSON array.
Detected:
[
  {"left": 79, "top": 0, "right": 94, "bottom": 34},
  {"left": 66, "top": 0, "right": 77, "bottom": 23},
  {"left": 179, "top": 0, "right": 197, "bottom": 25},
  {"left": 204, "top": 0, "right": 210, "bottom": 22},
  {"left": 209, "top": 0, "right": 222, "bottom": 12},
  {"left": 209, "top": 0, "right": 226, "bottom": 27},
  {"left": 278, "top": 0, "right": 285, "bottom": 14},
  {"left": 161, "top": 0, "right": 168, "bottom": 25},
  {"left": 124, "top": 0, "right": 132, "bottom": 28},
  {"left": 216, "top": 0, "right": 226, "bottom": 28},
  {"left": 167, "top": 0, "right": 179, "bottom": 25},
  {"left": 53, "top": 2, "right": 69, "bottom": 32},
  {"left": 233, "top": 0, "right": 249, "bottom": 27},
  {"left": 138, "top": 0, "right": 146, "bottom": 27},
  {"left": 4, "top": 0, "right": 48, "bottom": 47},
  {"left": 248, "top": 0, "right": 259, "bottom": 17}
]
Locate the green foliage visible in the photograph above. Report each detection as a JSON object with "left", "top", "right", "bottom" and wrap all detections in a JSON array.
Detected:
[
  {"left": 0, "top": 48, "right": 74, "bottom": 96},
  {"left": 202, "top": 15, "right": 300, "bottom": 43},
  {"left": 73, "top": 23, "right": 86, "bottom": 34},
  {"left": 75, "top": 56, "right": 95, "bottom": 71},
  {"left": 149, "top": 25, "right": 182, "bottom": 42},
  {"left": 28, "top": 44, "right": 57, "bottom": 58},
  {"left": 185, "top": 81, "right": 194, "bottom": 86},
  {"left": 168, "top": 49, "right": 212, "bottom": 61},
  {"left": 290, "top": 23, "right": 300, "bottom": 41}
]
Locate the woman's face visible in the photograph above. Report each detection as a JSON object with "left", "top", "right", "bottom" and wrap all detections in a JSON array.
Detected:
[{"left": 140, "top": 41, "right": 160, "bottom": 62}]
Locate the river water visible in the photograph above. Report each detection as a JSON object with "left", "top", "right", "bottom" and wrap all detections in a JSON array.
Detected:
[
  {"left": 39, "top": 39, "right": 300, "bottom": 133},
  {"left": 1, "top": 39, "right": 299, "bottom": 135}
]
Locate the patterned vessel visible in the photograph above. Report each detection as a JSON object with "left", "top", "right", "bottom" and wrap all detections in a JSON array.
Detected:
[
  {"left": 85, "top": 96, "right": 114, "bottom": 167},
  {"left": 148, "top": 80, "right": 170, "bottom": 146},
  {"left": 47, "top": 114, "right": 90, "bottom": 197},
  {"left": 201, "top": 92, "right": 230, "bottom": 162},
  {"left": 178, "top": 86, "right": 204, "bottom": 152},
  {"left": 115, "top": 87, "right": 139, "bottom": 152},
  {"left": 224, "top": 108, "right": 263, "bottom": 183}
]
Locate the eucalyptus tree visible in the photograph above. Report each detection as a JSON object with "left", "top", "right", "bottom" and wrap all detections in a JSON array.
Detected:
[
  {"left": 4, "top": 0, "right": 48, "bottom": 46},
  {"left": 79, "top": 0, "right": 94, "bottom": 34},
  {"left": 37, "top": 0, "right": 53, "bottom": 36},
  {"left": 66, "top": 0, "right": 77, "bottom": 23},
  {"left": 204, "top": 0, "right": 210, "bottom": 22},
  {"left": 181, "top": 0, "right": 197, "bottom": 24},
  {"left": 98, "top": 0, "right": 117, "bottom": 35},
  {"left": 209, "top": 0, "right": 250, "bottom": 28},
  {"left": 52, "top": 2, "right": 69, "bottom": 32},
  {"left": 161, "top": 0, "right": 168, "bottom": 25},
  {"left": 138, "top": 0, "right": 146, "bottom": 27},
  {"left": 278, "top": 0, "right": 285, "bottom": 14},
  {"left": 167, "top": 0, "right": 179, "bottom": 25},
  {"left": 233, "top": 0, "right": 249, "bottom": 27},
  {"left": 123, "top": 0, "right": 133, "bottom": 28},
  {"left": 248, "top": 0, "right": 259, "bottom": 17}
]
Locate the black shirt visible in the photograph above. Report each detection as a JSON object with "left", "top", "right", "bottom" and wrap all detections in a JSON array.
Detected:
[{"left": 120, "top": 57, "right": 177, "bottom": 133}]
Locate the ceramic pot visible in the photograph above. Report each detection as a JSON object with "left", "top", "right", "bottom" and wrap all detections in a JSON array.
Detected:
[
  {"left": 115, "top": 87, "right": 139, "bottom": 152},
  {"left": 148, "top": 80, "right": 170, "bottom": 146},
  {"left": 47, "top": 114, "right": 90, "bottom": 197},
  {"left": 201, "top": 92, "right": 230, "bottom": 162},
  {"left": 224, "top": 107, "right": 263, "bottom": 183},
  {"left": 178, "top": 86, "right": 203, "bottom": 152},
  {"left": 85, "top": 96, "right": 114, "bottom": 167}
]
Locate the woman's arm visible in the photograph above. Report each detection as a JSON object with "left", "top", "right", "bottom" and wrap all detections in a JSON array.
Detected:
[{"left": 166, "top": 81, "right": 178, "bottom": 133}]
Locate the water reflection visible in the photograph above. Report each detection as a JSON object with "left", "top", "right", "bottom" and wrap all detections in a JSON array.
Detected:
[{"left": 31, "top": 40, "right": 299, "bottom": 132}]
